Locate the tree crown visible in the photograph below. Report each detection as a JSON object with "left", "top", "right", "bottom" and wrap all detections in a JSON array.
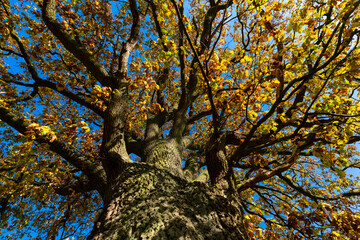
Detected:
[{"left": 1, "top": 0, "right": 360, "bottom": 238}]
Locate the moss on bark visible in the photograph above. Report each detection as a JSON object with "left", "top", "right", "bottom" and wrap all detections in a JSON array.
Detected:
[{"left": 88, "top": 163, "right": 248, "bottom": 240}]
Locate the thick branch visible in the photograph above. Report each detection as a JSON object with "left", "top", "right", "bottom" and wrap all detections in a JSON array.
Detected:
[
  {"left": 125, "top": 132, "right": 144, "bottom": 158},
  {"left": 187, "top": 110, "right": 212, "bottom": 125},
  {"left": 0, "top": 106, "right": 107, "bottom": 191},
  {"left": 42, "top": 0, "right": 113, "bottom": 87},
  {"left": 100, "top": 0, "right": 141, "bottom": 173},
  {"left": 1, "top": 26, "right": 104, "bottom": 116},
  {"left": 37, "top": 79, "right": 105, "bottom": 117},
  {"left": 117, "top": 0, "right": 142, "bottom": 80},
  {"left": 169, "top": 1, "right": 231, "bottom": 138}
]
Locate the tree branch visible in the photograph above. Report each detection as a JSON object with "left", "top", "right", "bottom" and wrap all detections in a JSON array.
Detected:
[
  {"left": 54, "top": 180, "right": 96, "bottom": 196},
  {"left": 278, "top": 173, "right": 360, "bottom": 201},
  {"left": 117, "top": 0, "right": 142, "bottom": 80},
  {"left": 0, "top": 106, "right": 107, "bottom": 192},
  {"left": 9, "top": 30, "right": 104, "bottom": 116},
  {"left": 237, "top": 135, "right": 315, "bottom": 193},
  {"left": 100, "top": 0, "right": 142, "bottom": 172},
  {"left": 41, "top": 0, "right": 113, "bottom": 87},
  {"left": 169, "top": 0, "right": 231, "bottom": 138}
]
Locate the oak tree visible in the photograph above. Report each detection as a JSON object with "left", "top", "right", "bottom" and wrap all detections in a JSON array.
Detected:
[{"left": 1, "top": 0, "right": 360, "bottom": 239}]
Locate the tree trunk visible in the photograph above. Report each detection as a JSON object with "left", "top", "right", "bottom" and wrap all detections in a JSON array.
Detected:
[{"left": 87, "top": 162, "right": 249, "bottom": 240}]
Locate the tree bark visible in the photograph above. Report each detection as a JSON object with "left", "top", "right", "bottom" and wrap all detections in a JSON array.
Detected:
[{"left": 87, "top": 162, "right": 249, "bottom": 240}]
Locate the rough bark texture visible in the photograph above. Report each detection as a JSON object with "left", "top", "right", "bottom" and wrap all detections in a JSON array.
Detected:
[
  {"left": 144, "top": 138, "right": 185, "bottom": 178},
  {"left": 87, "top": 162, "right": 248, "bottom": 240}
]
